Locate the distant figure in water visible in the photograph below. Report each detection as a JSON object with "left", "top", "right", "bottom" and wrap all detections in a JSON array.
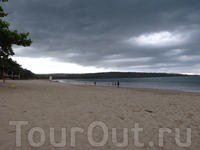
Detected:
[
  {"left": 49, "top": 76, "right": 52, "bottom": 82},
  {"left": 94, "top": 82, "right": 96, "bottom": 86},
  {"left": 117, "top": 81, "right": 120, "bottom": 88}
]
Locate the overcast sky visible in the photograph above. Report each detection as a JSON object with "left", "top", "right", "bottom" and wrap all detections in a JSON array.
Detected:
[{"left": 2, "top": 0, "right": 200, "bottom": 74}]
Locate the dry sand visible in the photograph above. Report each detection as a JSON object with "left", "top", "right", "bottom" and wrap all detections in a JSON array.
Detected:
[{"left": 0, "top": 79, "right": 200, "bottom": 150}]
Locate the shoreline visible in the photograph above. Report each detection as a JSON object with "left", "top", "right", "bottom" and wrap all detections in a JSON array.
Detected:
[
  {"left": 53, "top": 79, "right": 200, "bottom": 94},
  {"left": 1, "top": 79, "right": 200, "bottom": 149}
]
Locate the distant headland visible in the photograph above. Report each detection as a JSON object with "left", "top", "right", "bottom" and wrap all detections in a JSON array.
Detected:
[{"left": 36, "top": 72, "right": 195, "bottom": 79}]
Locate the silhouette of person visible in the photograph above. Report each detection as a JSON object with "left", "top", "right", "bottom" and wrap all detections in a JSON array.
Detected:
[
  {"left": 49, "top": 76, "right": 52, "bottom": 82},
  {"left": 117, "top": 81, "right": 120, "bottom": 88}
]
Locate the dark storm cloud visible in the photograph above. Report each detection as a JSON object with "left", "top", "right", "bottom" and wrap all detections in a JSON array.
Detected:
[{"left": 1, "top": 0, "right": 200, "bottom": 74}]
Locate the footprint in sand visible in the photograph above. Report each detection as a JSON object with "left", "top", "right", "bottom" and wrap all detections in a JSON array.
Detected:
[{"left": 8, "top": 130, "right": 15, "bottom": 133}]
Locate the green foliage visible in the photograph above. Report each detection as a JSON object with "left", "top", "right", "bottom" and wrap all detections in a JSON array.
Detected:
[
  {"left": 0, "top": 0, "right": 34, "bottom": 80},
  {"left": 0, "top": 0, "right": 32, "bottom": 58},
  {"left": 0, "top": 0, "right": 8, "bottom": 17},
  {"left": 0, "top": 6, "right": 8, "bottom": 17}
]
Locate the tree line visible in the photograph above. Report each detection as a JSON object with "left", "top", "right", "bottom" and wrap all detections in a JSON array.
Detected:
[
  {"left": 0, "top": 57, "right": 35, "bottom": 79},
  {"left": 38, "top": 72, "right": 188, "bottom": 80}
]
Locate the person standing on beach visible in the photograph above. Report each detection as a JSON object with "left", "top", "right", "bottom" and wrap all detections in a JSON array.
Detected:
[
  {"left": 117, "top": 81, "right": 120, "bottom": 88},
  {"left": 49, "top": 76, "right": 52, "bottom": 82}
]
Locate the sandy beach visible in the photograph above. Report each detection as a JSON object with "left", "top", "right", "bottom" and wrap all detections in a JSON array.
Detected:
[{"left": 0, "top": 80, "right": 200, "bottom": 150}]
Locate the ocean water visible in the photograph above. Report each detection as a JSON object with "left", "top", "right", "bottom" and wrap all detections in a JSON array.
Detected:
[{"left": 55, "top": 76, "right": 200, "bottom": 93}]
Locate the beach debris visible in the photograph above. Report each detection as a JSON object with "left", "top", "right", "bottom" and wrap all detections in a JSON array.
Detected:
[
  {"left": 11, "top": 85, "right": 16, "bottom": 89},
  {"left": 145, "top": 110, "right": 153, "bottom": 113},
  {"left": 117, "top": 116, "right": 125, "bottom": 120}
]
